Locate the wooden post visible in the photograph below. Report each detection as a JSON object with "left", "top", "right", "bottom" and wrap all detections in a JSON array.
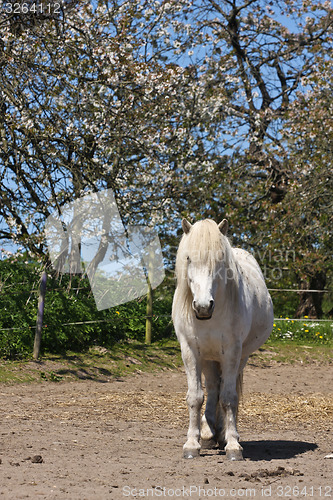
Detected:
[
  {"left": 145, "top": 278, "right": 153, "bottom": 344},
  {"left": 33, "top": 270, "right": 47, "bottom": 360}
]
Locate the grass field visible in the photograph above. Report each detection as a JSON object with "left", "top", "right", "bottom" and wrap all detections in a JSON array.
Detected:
[
  {"left": 0, "top": 322, "right": 332, "bottom": 385},
  {"left": 0, "top": 339, "right": 183, "bottom": 385},
  {"left": 269, "top": 317, "right": 333, "bottom": 344}
]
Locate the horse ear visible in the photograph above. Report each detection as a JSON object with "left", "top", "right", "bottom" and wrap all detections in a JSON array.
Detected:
[
  {"left": 182, "top": 218, "right": 192, "bottom": 234},
  {"left": 218, "top": 219, "right": 228, "bottom": 235}
]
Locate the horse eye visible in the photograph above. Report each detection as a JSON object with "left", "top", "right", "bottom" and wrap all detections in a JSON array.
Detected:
[{"left": 187, "top": 256, "right": 190, "bottom": 262}]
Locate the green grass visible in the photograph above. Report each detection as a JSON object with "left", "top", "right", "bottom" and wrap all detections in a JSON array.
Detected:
[
  {"left": 269, "top": 317, "right": 333, "bottom": 344},
  {"left": 0, "top": 339, "right": 183, "bottom": 385},
  {"left": 250, "top": 342, "right": 333, "bottom": 365},
  {"left": 0, "top": 318, "right": 332, "bottom": 385}
]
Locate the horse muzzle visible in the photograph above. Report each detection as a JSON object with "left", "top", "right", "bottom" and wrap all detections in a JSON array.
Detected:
[
  {"left": 195, "top": 314, "right": 213, "bottom": 321},
  {"left": 193, "top": 299, "right": 215, "bottom": 320}
]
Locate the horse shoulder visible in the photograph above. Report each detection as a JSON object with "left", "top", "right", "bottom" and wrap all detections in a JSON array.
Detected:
[{"left": 233, "top": 248, "right": 264, "bottom": 281}]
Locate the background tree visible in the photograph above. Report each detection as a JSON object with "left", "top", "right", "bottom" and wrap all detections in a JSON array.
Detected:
[
  {"left": 151, "top": 0, "right": 333, "bottom": 316},
  {"left": 1, "top": 0, "right": 332, "bottom": 318},
  {"left": 278, "top": 55, "right": 333, "bottom": 317},
  {"left": 0, "top": 2, "right": 192, "bottom": 252}
]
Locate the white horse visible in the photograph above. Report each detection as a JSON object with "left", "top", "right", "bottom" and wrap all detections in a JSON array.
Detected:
[{"left": 172, "top": 218, "right": 273, "bottom": 460}]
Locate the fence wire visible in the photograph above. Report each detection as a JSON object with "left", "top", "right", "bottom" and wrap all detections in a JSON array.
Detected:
[
  {"left": 0, "top": 279, "right": 332, "bottom": 332},
  {"left": 0, "top": 315, "right": 332, "bottom": 332}
]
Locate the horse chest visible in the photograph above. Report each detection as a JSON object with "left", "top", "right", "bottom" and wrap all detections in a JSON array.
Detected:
[{"left": 194, "top": 328, "right": 225, "bottom": 361}]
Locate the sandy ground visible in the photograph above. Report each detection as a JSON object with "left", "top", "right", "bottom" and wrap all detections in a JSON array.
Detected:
[{"left": 0, "top": 360, "right": 332, "bottom": 500}]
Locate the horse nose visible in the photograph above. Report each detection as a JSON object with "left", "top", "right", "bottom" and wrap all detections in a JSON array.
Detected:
[
  {"left": 192, "top": 299, "right": 215, "bottom": 319},
  {"left": 192, "top": 299, "right": 215, "bottom": 311}
]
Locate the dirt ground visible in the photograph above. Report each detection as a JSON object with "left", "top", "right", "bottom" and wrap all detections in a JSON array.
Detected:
[{"left": 0, "top": 358, "right": 332, "bottom": 500}]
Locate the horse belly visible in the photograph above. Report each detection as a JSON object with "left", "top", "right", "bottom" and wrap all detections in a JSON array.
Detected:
[{"left": 241, "top": 294, "right": 273, "bottom": 360}]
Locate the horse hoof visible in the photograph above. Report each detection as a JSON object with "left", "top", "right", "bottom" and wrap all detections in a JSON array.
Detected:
[
  {"left": 201, "top": 439, "right": 217, "bottom": 450},
  {"left": 226, "top": 449, "right": 244, "bottom": 461},
  {"left": 183, "top": 448, "right": 200, "bottom": 459}
]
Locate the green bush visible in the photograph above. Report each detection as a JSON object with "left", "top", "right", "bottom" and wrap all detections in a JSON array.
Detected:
[
  {"left": 0, "top": 258, "right": 40, "bottom": 358},
  {"left": 0, "top": 257, "right": 174, "bottom": 359},
  {"left": 268, "top": 318, "right": 333, "bottom": 345},
  {"left": 2, "top": 257, "right": 330, "bottom": 360}
]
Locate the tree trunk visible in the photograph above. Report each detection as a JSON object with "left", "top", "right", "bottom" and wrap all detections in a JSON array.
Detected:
[
  {"left": 295, "top": 271, "right": 326, "bottom": 319},
  {"left": 145, "top": 278, "right": 153, "bottom": 344}
]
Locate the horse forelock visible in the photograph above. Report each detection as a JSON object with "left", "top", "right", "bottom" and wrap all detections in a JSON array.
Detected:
[{"left": 177, "top": 219, "right": 227, "bottom": 273}]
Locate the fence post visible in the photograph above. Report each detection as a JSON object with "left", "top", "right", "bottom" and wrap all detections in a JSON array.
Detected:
[
  {"left": 33, "top": 270, "right": 47, "bottom": 360},
  {"left": 145, "top": 278, "right": 153, "bottom": 344}
]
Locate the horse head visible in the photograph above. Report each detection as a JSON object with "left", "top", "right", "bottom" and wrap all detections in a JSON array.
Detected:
[{"left": 181, "top": 218, "right": 228, "bottom": 320}]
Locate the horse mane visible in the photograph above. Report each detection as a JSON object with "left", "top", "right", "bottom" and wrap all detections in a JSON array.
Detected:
[{"left": 174, "top": 219, "right": 239, "bottom": 320}]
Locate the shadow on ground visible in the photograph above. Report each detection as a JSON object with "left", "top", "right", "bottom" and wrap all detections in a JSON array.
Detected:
[
  {"left": 241, "top": 440, "right": 318, "bottom": 461},
  {"left": 36, "top": 341, "right": 182, "bottom": 382}
]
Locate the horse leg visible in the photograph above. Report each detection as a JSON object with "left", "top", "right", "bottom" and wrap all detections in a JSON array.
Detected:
[
  {"left": 219, "top": 352, "right": 244, "bottom": 461},
  {"left": 182, "top": 347, "right": 204, "bottom": 459},
  {"left": 201, "top": 360, "right": 220, "bottom": 449},
  {"left": 215, "top": 398, "right": 225, "bottom": 449}
]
